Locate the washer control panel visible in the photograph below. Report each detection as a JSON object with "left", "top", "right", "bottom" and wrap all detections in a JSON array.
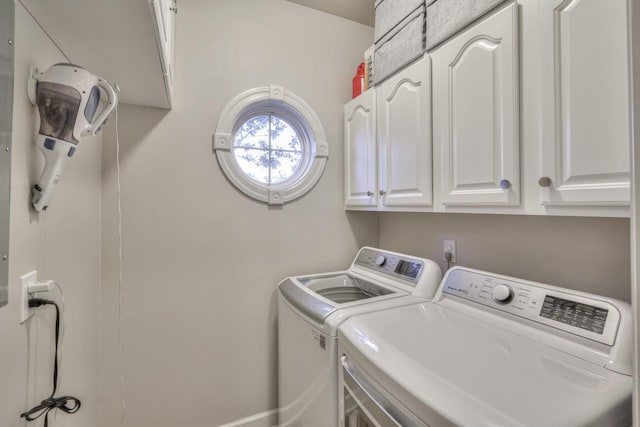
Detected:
[
  {"left": 354, "top": 248, "right": 423, "bottom": 284},
  {"left": 441, "top": 268, "right": 620, "bottom": 346}
]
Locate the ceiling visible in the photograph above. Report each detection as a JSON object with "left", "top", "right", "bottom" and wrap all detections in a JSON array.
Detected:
[{"left": 286, "top": 0, "right": 375, "bottom": 26}]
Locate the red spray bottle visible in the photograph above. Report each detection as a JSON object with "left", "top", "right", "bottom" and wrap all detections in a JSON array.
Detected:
[{"left": 352, "top": 63, "right": 365, "bottom": 99}]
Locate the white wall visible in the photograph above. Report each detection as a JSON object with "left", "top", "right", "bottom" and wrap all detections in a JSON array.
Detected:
[
  {"left": 99, "top": 1, "right": 377, "bottom": 426},
  {"left": 0, "top": 2, "right": 102, "bottom": 426},
  {"left": 380, "top": 213, "right": 631, "bottom": 302}
]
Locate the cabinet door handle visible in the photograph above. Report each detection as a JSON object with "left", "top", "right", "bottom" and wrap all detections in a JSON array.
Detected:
[
  {"left": 379, "top": 190, "right": 386, "bottom": 196},
  {"left": 499, "top": 179, "right": 511, "bottom": 190},
  {"left": 538, "top": 177, "right": 552, "bottom": 188},
  {"left": 366, "top": 191, "right": 373, "bottom": 197}
]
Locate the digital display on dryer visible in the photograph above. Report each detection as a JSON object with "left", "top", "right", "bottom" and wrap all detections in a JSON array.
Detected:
[
  {"left": 394, "top": 260, "right": 421, "bottom": 279},
  {"left": 540, "top": 295, "right": 608, "bottom": 334}
]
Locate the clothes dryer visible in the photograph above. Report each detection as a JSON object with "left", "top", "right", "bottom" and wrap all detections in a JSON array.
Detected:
[
  {"left": 338, "top": 267, "right": 633, "bottom": 427},
  {"left": 277, "top": 247, "right": 441, "bottom": 427}
]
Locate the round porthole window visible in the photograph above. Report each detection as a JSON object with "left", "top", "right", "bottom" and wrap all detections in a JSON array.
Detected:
[{"left": 214, "top": 85, "right": 328, "bottom": 205}]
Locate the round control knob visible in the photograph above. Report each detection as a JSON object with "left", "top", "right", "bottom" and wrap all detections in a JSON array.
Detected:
[
  {"left": 375, "top": 255, "right": 386, "bottom": 266},
  {"left": 492, "top": 284, "right": 514, "bottom": 304}
]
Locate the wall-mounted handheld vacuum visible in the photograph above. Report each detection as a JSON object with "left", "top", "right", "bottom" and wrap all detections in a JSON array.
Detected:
[{"left": 28, "top": 63, "right": 117, "bottom": 211}]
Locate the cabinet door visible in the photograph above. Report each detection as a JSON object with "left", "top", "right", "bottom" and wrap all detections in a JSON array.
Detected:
[
  {"left": 344, "top": 90, "right": 378, "bottom": 207},
  {"left": 150, "top": 0, "right": 176, "bottom": 103},
  {"left": 538, "top": 0, "right": 630, "bottom": 206},
  {"left": 378, "top": 56, "right": 432, "bottom": 207},
  {"left": 433, "top": 3, "right": 519, "bottom": 206},
  {"left": 160, "top": 0, "right": 175, "bottom": 93}
]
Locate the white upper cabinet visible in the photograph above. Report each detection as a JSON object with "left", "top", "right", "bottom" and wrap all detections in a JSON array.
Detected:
[
  {"left": 20, "top": 0, "right": 176, "bottom": 109},
  {"left": 344, "top": 55, "right": 432, "bottom": 210},
  {"left": 150, "top": 0, "right": 177, "bottom": 105},
  {"left": 432, "top": 3, "right": 519, "bottom": 206},
  {"left": 537, "top": 0, "right": 630, "bottom": 207},
  {"left": 345, "top": 0, "right": 630, "bottom": 217},
  {"left": 344, "top": 89, "right": 378, "bottom": 207},
  {"left": 378, "top": 55, "right": 432, "bottom": 207}
]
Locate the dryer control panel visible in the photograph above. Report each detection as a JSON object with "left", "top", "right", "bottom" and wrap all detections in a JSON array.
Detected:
[{"left": 441, "top": 268, "right": 621, "bottom": 346}]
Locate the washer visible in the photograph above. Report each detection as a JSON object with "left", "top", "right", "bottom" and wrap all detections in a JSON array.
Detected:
[
  {"left": 338, "top": 267, "right": 633, "bottom": 427},
  {"left": 277, "top": 247, "right": 442, "bottom": 427}
]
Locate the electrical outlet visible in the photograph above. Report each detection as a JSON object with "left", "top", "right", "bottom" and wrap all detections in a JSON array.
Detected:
[
  {"left": 443, "top": 240, "right": 457, "bottom": 263},
  {"left": 20, "top": 271, "right": 37, "bottom": 324}
]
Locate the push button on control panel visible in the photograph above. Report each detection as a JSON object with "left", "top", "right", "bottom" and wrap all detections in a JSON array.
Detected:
[{"left": 479, "top": 284, "right": 492, "bottom": 300}]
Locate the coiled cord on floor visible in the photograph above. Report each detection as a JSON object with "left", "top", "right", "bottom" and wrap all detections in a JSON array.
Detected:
[{"left": 20, "top": 298, "right": 81, "bottom": 426}]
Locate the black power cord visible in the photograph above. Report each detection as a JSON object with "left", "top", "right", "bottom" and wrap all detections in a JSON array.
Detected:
[
  {"left": 20, "top": 298, "right": 81, "bottom": 427},
  {"left": 445, "top": 251, "right": 453, "bottom": 270}
]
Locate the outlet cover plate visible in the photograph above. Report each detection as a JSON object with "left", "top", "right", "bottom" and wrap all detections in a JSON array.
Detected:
[{"left": 20, "top": 271, "right": 37, "bottom": 324}]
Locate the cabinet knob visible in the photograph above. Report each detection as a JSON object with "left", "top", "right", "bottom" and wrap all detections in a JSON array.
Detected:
[
  {"left": 379, "top": 190, "right": 386, "bottom": 196},
  {"left": 538, "top": 177, "right": 552, "bottom": 188},
  {"left": 366, "top": 191, "right": 373, "bottom": 197},
  {"left": 499, "top": 179, "right": 511, "bottom": 190}
]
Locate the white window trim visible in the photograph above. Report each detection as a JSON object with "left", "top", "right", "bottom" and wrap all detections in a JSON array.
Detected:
[{"left": 213, "top": 85, "right": 328, "bottom": 205}]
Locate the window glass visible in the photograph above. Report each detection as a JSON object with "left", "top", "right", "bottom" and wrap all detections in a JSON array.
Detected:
[{"left": 233, "top": 114, "right": 303, "bottom": 185}]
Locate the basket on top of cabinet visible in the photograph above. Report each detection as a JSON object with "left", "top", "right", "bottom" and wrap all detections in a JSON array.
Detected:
[
  {"left": 373, "top": 0, "right": 512, "bottom": 84},
  {"left": 426, "top": 0, "right": 510, "bottom": 50},
  {"left": 373, "top": 0, "right": 433, "bottom": 84}
]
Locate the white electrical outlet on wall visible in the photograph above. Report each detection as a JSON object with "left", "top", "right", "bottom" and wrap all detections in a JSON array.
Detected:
[
  {"left": 20, "top": 270, "right": 37, "bottom": 324},
  {"left": 443, "top": 240, "right": 457, "bottom": 263}
]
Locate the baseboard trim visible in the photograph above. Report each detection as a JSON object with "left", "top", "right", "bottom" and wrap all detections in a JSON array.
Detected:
[{"left": 218, "top": 409, "right": 278, "bottom": 427}]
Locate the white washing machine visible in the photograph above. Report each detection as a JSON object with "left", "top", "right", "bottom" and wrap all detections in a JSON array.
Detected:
[
  {"left": 338, "top": 267, "right": 633, "bottom": 427},
  {"left": 277, "top": 247, "right": 442, "bottom": 427}
]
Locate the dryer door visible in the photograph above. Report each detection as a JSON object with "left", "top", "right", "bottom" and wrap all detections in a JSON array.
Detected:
[
  {"left": 345, "top": 407, "right": 376, "bottom": 427},
  {"left": 343, "top": 372, "right": 400, "bottom": 427},
  {"left": 341, "top": 356, "right": 427, "bottom": 427}
]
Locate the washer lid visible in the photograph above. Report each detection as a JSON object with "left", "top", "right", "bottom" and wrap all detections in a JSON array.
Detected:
[
  {"left": 279, "top": 273, "right": 403, "bottom": 325},
  {"left": 299, "top": 273, "right": 395, "bottom": 303},
  {"left": 339, "top": 303, "right": 632, "bottom": 427}
]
